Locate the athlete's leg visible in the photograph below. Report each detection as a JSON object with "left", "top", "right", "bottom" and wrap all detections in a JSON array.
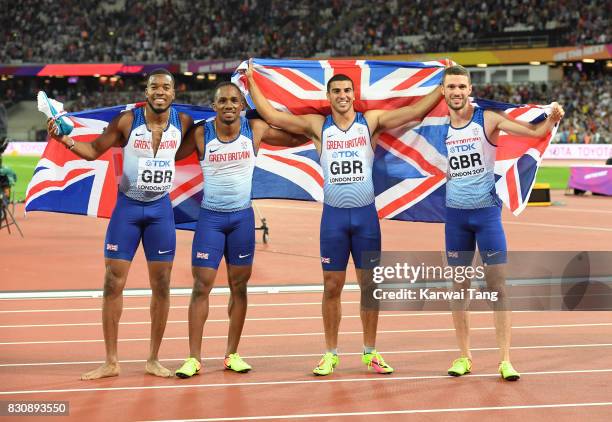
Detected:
[
  {"left": 225, "top": 264, "right": 251, "bottom": 355},
  {"left": 320, "top": 205, "right": 351, "bottom": 352},
  {"left": 187, "top": 208, "right": 225, "bottom": 362},
  {"left": 350, "top": 204, "right": 382, "bottom": 350},
  {"left": 322, "top": 270, "right": 347, "bottom": 350},
  {"left": 446, "top": 207, "right": 477, "bottom": 361},
  {"left": 81, "top": 258, "right": 131, "bottom": 380},
  {"left": 144, "top": 261, "right": 173, "bottom": 377},
  {"left": 484, "top": 264, "right": 510, "bottom": 361},
  {"left": 189, "top": 266, "right": 218, "bottom": 361},
  {"left": 224, "top": 208, "right": 255, "bottom": 356},
  {"left": 141, "top": 195, "right": 177, "bottom": 377},
  {"left": 82, "top": 194, "right": 141, "bottom": 380},
  {"left": 474, "top": 206, "right": 510, "bottom": 362}
]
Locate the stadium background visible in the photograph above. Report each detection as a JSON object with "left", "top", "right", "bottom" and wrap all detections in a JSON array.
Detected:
[{"left": 0, "top": 1, "right": 611, "bottom": 421}]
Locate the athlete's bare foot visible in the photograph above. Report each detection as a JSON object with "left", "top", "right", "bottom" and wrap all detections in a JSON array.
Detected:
[
  {"left": 145, "top": 360, "right": 172, "bottom": 377},
  {"left": 80, "top": 362, "right": 120, "bottom": 380}
]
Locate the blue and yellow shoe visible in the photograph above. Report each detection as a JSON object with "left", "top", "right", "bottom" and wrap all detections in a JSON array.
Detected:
[
  {"left": 362, "top": 350, "right": 394, "bottom": 374},
  {"left": 313, "top": 352, "right": 339, "bottom": 376},
  {"left": 224, "top": 353, "right": 252, "bottom": 373},
  {"left": 175, "top": 357, "right": 201, "bottom": 378}
]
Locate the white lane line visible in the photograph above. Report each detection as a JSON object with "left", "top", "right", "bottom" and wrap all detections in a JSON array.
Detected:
[
  {"left": 1, "top": 369, "right": 612, "bottom": 396},
  {"left": 504, "top": 221, "right": 612, "bottom": 232},
  {"left": 2, "top": 343, "right": 611, "bottom": 368},
  {"left": 549, "top": 208, "right": 612, "bottom": 215},
  {"left": 0, "top": 309, "right": 608, "bottom": 328},
  {"left": 141, "top": 401, "right": 612, "bottom": 421},
  {"left": 0, "top": 301, "right": 361, "bottom": 314},
  {"left": 0, "top": 312, "right": 455, "bottom": 328},
  {"left": 0, "top": 285, "right": 360, "bottom": 300},
  {"left": 1, "top": 323, "right": 610, "bottom": 346}
]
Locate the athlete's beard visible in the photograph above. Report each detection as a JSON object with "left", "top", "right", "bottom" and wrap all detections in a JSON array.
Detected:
[
  {"left": 218, "top": 111, "right": 239, "bottom": 125},
  {"left": 146, "top": 98, "right": 171, "bottom": 114},
  {"left": 447, "top": 97, "right": 468, "bottom": 111}
]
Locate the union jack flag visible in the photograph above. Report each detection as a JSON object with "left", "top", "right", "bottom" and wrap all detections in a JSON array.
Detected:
[
  {"left": 233, "top": 59, "right": 557, "bottom": 219},
  {"left": 473, "top": 98, "right": 558, "bottom": 215},
  {"left": 233, "top": 59, "right": 450, "bottom": 222},
  {"left": 25, "top": 60, "right": 557, "bottom": 224},
  {"left": 25, "top": 103, "right": 214, "bottom": 226}
]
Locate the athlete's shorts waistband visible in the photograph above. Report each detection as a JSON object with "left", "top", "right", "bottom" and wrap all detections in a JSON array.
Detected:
[
  {"left": 200, "top": 204, "right": 252, "bottom": 214},
  {"left": 118, "top": 190, "right": 169, "bottom": 205},
  {"left": 322, "top": 201, "right": 376, "bottom": 210}
]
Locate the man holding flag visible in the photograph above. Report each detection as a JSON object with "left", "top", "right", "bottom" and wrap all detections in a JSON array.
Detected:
[
  {"left": 441, "top": 65, "right": 564, "bottom": 381},
  {"left": 47, "top": 68, "right": 194, "bottom": 380},
  {"left": 245, "top": 60, "right": 444, "bottom": 376},
  {"left": 174, "top": 82, "right": 307, "bottom": 378}
]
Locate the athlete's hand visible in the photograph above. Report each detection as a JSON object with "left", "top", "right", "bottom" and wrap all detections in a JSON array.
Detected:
[
  {"left": 245, "top": 58, "right": 254, "bottom": 80},
  {"left": 549, "top": 102, "right": 565, "bottom": 124},
  {"left": 444, "top": 58, "right": 453, "bottom": 68},
  {"left": 47, "top": 118, "right": 63, "bottom": 141},
  {"left": 47, "top": 118, "right": 70, "bottom": 146}
]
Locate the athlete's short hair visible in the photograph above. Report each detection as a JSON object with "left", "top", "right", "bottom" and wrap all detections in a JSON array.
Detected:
[
  {"left": 147, "top": 68, "right": 175, "bottom": 85},
  {"left": 443, "top": 65, "right": 471, "bottom": 84},
  {"left": 214, "top": 81, "right": 245, "bottom": 104},
  {"left": 326, "top": 74, "right": 354, "bottom": 92}
]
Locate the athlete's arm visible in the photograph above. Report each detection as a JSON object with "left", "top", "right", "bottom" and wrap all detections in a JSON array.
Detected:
[
  {"left": 245, "top": 61, "right": 323, "bottom": 141},
  {"left": 250, "top": 119, "right": 310, "bottom": 149},
  {"left": 175, "top": 122, "right": 202, "bottom": 161},
  {"left": 485, "top": 103, "right": 564, "bottom": 139},
  {"left": 367, "top": 88, "right": 443, "bottom": 135},
  {"left": 47, "top": 112, "right": 129, "bottom": 161},
  {"left": 179, "top": 112, "right": 194, "bottom": 140}
]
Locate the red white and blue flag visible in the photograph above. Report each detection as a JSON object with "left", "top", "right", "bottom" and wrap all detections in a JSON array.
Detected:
[{"left": 25, "top": 60, "right": 557, "bottom": 224}]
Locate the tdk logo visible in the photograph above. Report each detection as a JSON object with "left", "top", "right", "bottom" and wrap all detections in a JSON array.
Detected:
[
  {"left": 147, "top": 160, "right": 172, "bottom": 168},
  {"left": 449, "top": 144, "right": 476, "bottom": 154},
  {"left": 332, "top": 150, "right": 360, "bottom": 159}
]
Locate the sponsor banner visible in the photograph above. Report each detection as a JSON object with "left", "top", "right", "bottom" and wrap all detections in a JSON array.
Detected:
[
  {"left": 569, "top": 165, "right": 612, "bottom": 195},
  {"left": 186, "top": 59, "right": 243, "bottom": 74},
  {"left": 370, "top": 44, "right": 612, "bottom": 66},
  {"left": 359, "top": 251, "right": 612, "bottom": 311},
  {"left": 543, "top": 144, "right": 612, "bottom": 160},
  {"left": 5, "top": 141, "right": 46, "bottom": 156},
  {"left": 0, "top": 63, "right": 177, "bottom": 77}
]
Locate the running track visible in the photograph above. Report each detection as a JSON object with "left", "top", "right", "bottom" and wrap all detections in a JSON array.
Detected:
[{"left": 1, "top": 191, "right": 611, "bottom": 421}]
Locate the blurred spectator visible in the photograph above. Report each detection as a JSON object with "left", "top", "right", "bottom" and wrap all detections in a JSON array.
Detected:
[
  {"left": 473, "top": 69, "right": 611, "bottom": 144},
  {"left": 1, "top": 0, "right": 609, "bottom": 62}
]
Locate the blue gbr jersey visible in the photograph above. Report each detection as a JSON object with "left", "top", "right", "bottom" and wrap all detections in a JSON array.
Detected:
[
  {"left": 119, "top": 106, "right": 182, "bottom": 202},
  {"left": 319, "top": 113, "right": 375, "bottom": 208},
  {"left": 200, "top": 117, "right": 256, "bottom": 212},
  {"left": 445, "top": 107, "right": 500, "bottom": 209}
]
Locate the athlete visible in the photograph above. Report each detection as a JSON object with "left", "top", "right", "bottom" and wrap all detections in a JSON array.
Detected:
[
  {"left": 441, "top": 65, "right": 564, "bottom": 381},
  {"left": 246, "top": 60, "right": 445, "bottom": 375},
  {"left": 47, "top": 69, "right": 193, "bottom": 380},
  {"left": 174, "top": 82, "right": 306, "bottom": 378}
]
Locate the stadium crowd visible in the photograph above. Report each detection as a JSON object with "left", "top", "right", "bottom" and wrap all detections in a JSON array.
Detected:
[
  {"left": 473, "top": 70, "right": 611, "bottom": 144},
  {"left": 1, "top": 68, "right": 608, "bottom": 144},
  {"left": 2, "top": 0, "right": 610, "bottom": 62},
  {"left": 1, "top": 0, "right": 609, "bottom": 143}
]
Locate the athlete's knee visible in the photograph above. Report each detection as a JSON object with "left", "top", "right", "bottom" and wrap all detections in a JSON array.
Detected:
[
  {"left": 228, "top": 277, "right": 249, "bottom": 298},
  {"left": 485, "top": 265, "right": 506, "bottom": 290},
  {"left": 323, "top": 274, "right": 344, "bottom": 299},
  {"left": 150, "top": 279, "right": 170, "bottom": 300},
  {"left": 192, "top": 275, "right": 214, "bottom": 300},
  {"left": 103, "top": 267, "right": 126, "bottom": 298}
]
